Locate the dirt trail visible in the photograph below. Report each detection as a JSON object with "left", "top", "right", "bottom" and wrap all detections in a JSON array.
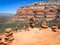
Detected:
[{"left": 12, "top": 28, "right": 60, "bottom": 45}]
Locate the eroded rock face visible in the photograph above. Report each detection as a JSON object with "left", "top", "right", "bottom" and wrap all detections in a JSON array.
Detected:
[
  {"left": 17, "top": 3, "right": 58, "bottom": 15},
  {"left": 52, "top": 24, "right": 58, "bottom": 32},
  {"left": 0, "top": 34, "right": 5, "bottom": 45},
  {"left": 11, "top": 2, "right": 60, "bottom": 22},
  {"left": 1, "top": 28, "right": 15, "bottom": 45},
  {"left": 17, "top": 7, "right": 45, "bottom": 15},
  {"left": 41, "top": 21, "right": 48, "bottom": 29}
]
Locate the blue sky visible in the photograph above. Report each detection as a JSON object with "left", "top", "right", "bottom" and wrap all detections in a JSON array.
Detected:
[{"left": 0, "top": 0, "right": 45, "bottom": 13}]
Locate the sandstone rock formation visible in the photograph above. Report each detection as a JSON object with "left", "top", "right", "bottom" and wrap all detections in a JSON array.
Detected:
[
  {"left": 11, "top": 28, "right": 60, "bottom": 45},
  {"left": 11, "top": 2, "right": 60, "bottom": 22}
]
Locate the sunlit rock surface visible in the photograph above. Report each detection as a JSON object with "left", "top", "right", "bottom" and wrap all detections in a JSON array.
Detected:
[{"left": 12, "top": 28, "right": 60, "bottom": 45}]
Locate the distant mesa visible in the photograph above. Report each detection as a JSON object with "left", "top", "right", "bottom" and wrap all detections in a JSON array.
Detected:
[{"left": 0, "top": 13, "right": 15, "bottom": 19}]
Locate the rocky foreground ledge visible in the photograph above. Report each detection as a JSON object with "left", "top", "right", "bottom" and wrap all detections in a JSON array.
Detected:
[{"left": 11, "top": 28, "right": 60, "bottom": 45}]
